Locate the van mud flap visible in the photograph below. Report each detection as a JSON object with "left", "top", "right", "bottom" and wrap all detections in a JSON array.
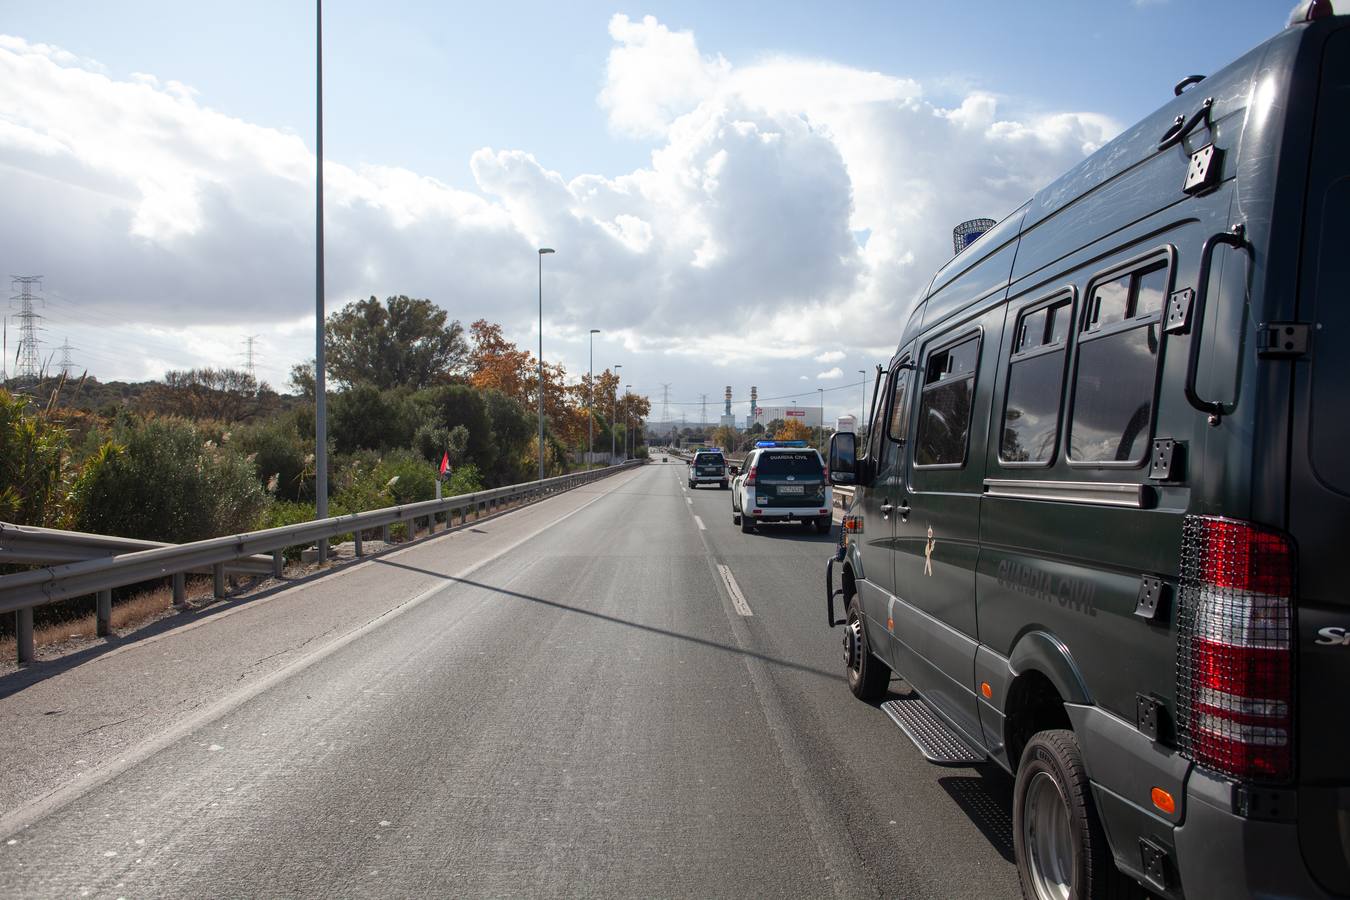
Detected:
[{"left": 825, "top": 557, "right": 847, "bottom": 627}]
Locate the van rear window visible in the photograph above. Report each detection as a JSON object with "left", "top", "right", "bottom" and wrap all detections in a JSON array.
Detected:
[{"left": 1069, "top": 259, "right": 1168, "bottom": 464}]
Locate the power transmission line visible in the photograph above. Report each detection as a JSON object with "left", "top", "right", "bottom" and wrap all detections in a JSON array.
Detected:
[
  {"left": 10, "top": 275, "right": 44, "bottom": 381},
  {"left": 57, "top": 337, "right": 77, "bottom": 378}
]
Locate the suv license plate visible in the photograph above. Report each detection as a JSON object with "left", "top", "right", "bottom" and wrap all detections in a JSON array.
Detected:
[{"left": 778, "top": 485, "right": 804, "bottom": 495}]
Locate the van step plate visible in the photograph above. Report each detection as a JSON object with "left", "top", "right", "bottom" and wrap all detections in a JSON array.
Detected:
[{"left": 882, "top": 697, "right": 987, "bottom": 766}]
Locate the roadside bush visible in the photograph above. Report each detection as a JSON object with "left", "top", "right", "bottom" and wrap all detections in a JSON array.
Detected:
[
  {"left": 444, "top": 462, "right": 484, "bottom": 497},
  {"left": 330, "top": 383, "right": 408, "bottom": 453},
  {"left": 69, "top": 416, "right": 266, "bottom": 543},
  {"left": 234, "top": 418, "right": 309, "bottom": 501},
  {"left": 0, "top": 389, "right": 69, "bottom": 527}
]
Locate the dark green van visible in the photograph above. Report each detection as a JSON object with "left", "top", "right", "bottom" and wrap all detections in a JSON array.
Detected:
[{"left": 826, "top": 6, "right": 1349, "bottom": 898}]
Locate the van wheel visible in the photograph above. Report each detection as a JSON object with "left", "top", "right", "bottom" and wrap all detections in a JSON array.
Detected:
[
  {"left": 844, "top": 596, "right": 888, "bottom": 701},
  {"left": 1013, "top": 730, "right": 1142, "bottom": 900}
]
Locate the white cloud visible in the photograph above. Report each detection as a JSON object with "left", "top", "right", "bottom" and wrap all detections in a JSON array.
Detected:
[
  {"left": 817, "top": 367, "right": 843, "bottom": 380},
  {"left": 0, "top": 25, "right": 1119, "bottom": 405}
]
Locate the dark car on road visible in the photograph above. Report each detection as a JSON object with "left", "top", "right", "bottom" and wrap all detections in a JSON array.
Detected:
[
  {"left": 825, "top": 6, "right": 1350, "bottom": 899},
  {"left": 688, "top": 449, "right": 729, "bottom": 489}
]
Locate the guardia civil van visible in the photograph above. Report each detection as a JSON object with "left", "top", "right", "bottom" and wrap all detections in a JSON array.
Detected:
[{"left": 824, "top": 5, "right": 1348, "bottom": 898}]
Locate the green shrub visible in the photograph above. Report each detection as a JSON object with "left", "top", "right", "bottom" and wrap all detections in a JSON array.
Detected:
[
  {"left": 444, "top": 462, "right": 484, "bottom": 496},
  {"left": 330, "top": 383, "right": 409, "bottom": 453},
  {"left": 69, "top": 416, "right": 266, "bottom": 543},
  {"left": 0, "top": 389, "right": 69, "bottom": 527},
  {"left": 234, "top": 418, "right": 310, "bottom": 501}
]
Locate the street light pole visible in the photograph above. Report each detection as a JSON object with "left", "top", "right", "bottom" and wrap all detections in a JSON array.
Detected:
[
  {"left": 818, "top": 387, "right": 825, "bottom": 450},
  {"left": 611, "top": 364, "right": 622, "bottom": 462},
  {"left": 314, "top": 0, "right": 329, "bottom": 562},
  {"left": 536, "top": 247, "right": 554, "bottom": 481},
  {"left": 588, "top": 329, "right": 600, "bottom": 468}
]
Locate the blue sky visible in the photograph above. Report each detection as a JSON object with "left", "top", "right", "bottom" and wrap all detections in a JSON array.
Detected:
[
  {"left": 4, "top": 1, "right": 1289, "bottom": 185},
  {"left": 0, "top": 1, "right": 1306, "bottom": 418}
]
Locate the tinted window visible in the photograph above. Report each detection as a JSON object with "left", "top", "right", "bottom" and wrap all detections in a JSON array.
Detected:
[
  {"left": 1133, "top": 265, "right": 1168, "bottom": 318},
  {"left": 756, "top": 452, "right": 823, "bottom": 478},
  {"left": 917, "top": 335, "right": 979, "bottom": 466},
  {"left": 887, "top": 368, "right": 911, "bottom": 443},
  {"left": 1070, "top": 323, "right": 1160, "bottom": 463},
  {"left": 1002, "top": 297, "right": 1070, "bottom": 464},
  {"left": 694, "top": 453, "right": 724, "bottom": 466},
  {"left": 1069, "top": 258, "right": 1168, "bottom": 464}
]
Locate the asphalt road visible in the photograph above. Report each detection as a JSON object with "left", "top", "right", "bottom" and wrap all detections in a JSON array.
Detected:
[{"left": 0, "top": 461, "right": 1019, "bottom": 898}]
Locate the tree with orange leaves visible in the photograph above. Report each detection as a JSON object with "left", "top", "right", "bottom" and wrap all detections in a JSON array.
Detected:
[{"left": 774, "top": 418, "right": 813, "bottom": 443}]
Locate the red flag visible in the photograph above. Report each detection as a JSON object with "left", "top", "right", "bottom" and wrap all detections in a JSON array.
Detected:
[{"left": 439, "top": 452, "right": 450, "bottom": 477}]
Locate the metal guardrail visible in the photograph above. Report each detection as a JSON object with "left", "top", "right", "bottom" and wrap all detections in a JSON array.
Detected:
[
  {"left": 2, "top": 460, "right": 643, "bottom": 664},
  {"left": 0, "top": 523, "right": 275, "bottom": 575}
]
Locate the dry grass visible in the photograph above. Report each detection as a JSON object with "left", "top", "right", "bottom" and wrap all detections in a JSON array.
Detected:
[{"left": 0, "top": 577, "right": 213, "bottom": 664}]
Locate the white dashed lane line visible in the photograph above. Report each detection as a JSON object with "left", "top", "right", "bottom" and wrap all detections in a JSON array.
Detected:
[
  {"left": 693, "top": 515, "right": 706, "bottom": 531},
  {"left": 687, "top": 498, "right": 693, "bottom": 505},
  {"left": 717, "top": 564, "right": 753, "bottom": 616}
]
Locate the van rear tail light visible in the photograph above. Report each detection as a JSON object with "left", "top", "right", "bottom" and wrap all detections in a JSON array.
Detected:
[{"left": 1177, "top": 516, "right": 1295, "bottom": 782}]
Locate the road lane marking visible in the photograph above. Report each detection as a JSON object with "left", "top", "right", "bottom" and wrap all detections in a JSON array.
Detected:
[
  {"left": 686, "top": 498, "right": 692, "bottom": 505},
  {"left": 693, "top": 515, "right": 706, "bottom": 530},
  {"left": 717, "top": 564, "right": 753, "bottom": 617}
]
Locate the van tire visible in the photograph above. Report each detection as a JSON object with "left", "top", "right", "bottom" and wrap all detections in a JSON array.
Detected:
[
  {"left": 1013, "top": 730, "right": 1143, "bottom": 900},
  {"left": 844, "top": 596, "right": 889, "bottom": 701}
]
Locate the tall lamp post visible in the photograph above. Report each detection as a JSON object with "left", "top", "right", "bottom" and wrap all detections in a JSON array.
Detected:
[
  {"left": 536, "top": 247, "right": 554, "bottom": 481},
  {"left": 858, "top": 369, "right": 867, "bottom": 428},
  {"left": 818, "top": 387, "right": 825, "bottom": 450},
  {"left": 611, "top": 364, "right": 622, "bottom": 462},
  {"left": 625, "top": 384, "right": 632, "bottom": 459},
  {"left": 588, "top": 329, "right": 600, "bottom": 467},
  {"left": 315, "top": 0, "right": 329, "bottom": 562}
]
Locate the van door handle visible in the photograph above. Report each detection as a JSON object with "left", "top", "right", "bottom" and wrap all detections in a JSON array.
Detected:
[
  {"left": 1184, "top": 222, "right": 1250, "bottom": 424},
  {"left": 880, "top": 502, "right": 894, "bottom": 518},
  {"left": 897, "top": 501, "right": 911, "bottom": 521}
]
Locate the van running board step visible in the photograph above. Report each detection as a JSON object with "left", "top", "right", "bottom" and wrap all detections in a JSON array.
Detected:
[{"left": 882, "top": 697, "right": 986, "bottom": 766}]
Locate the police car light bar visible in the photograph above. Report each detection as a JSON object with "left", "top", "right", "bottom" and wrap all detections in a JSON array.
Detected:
[{"left": 755, "top": 440, "right": 809, "bottom": 448}]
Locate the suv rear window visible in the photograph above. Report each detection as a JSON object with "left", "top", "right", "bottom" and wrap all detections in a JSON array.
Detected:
[
  {"left": 756, "top": 452, "right": 823, "bottom": 478},
  {"left": 694, "top": 453, "right": 724, "bottom": 466}
]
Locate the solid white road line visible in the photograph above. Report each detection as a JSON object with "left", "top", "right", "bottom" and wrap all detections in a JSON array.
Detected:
[
  {"left": 717, "top": 564, "right": 753, "bottom": 617},
  {"left": 693, "top": 515, "right": 706, "bottom": 530}
]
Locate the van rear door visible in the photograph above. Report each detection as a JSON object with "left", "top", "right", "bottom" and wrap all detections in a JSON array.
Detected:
[{"left": 1289, "top": 23, "right": 1350, "bottom": 896}]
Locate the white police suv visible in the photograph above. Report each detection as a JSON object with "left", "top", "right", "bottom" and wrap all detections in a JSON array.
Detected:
[{"left": 730, "top": 441, "right": 832, "bottom": 534}]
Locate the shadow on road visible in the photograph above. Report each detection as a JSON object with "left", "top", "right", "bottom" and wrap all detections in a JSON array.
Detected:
[
  {"left": 372, "top": 557, "right": 841, "bottom": 682},
  {"left": 939, "top": 770, "right": 1017, "bottom": 863}
]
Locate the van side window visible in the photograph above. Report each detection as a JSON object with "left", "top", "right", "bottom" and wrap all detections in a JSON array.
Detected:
[
  {"left": 887, "top": 368, "right": 911, "bottom": 444},
  {"left": 916, "top": 334, "right": 980, "bottom": 467},
  {"left": 1001, "top": 294, "right": 1072, "bottom": 464},
  {"left": 1069, "top": 260, "right": 1170, "bottom": 465}
]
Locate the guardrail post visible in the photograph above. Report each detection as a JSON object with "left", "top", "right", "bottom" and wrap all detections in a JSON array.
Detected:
[
  {"left": 353, "top": 529, "right": 363, "bottom": 557},
  {"left": 381, "top": 524, "right": 390, "bottom": 544},
  {"left": 213, "top": 564, "right": 225, "bottom": 599},
  {"left": 16, "top": 608, "right": 34, "bottom": 664},
  {"left": 172, "top": 572, "right": 186, "bottom": 607},
  {"left": 96, "top": 589, "right": 112, "bottom": 637},
  {"left": 272, "top": 551, "right": 284, "bottom": 577}
]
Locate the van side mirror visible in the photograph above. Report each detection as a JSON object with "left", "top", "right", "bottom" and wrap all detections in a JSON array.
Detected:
[
  {"left": 730, "top": 465, "right": 740, "bottom": 475},
  {"left": 828, "top": 432, "right": 857, "bottom": 485}
]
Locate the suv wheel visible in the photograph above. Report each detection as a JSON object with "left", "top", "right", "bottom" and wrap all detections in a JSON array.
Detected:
[
  {"left": 740, "top": 514, "right": 756, "bottom": 534},
  {"left": 844, "top": 596, "right": 888, "bottom": 701},
  {"left": 1013, "top": 730, "right": 1142, "bottom": 900},
  {"left": 814, "top": 516, "right": 832, "bottom": 534}
]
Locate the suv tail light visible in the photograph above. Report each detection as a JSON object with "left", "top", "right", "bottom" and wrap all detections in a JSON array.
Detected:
[
  {"left": 744, "top": 465, "right": 757, "bottom": 486},
  {"left": 1177, "top": 516, "right": 1295, "bottom": 782}
]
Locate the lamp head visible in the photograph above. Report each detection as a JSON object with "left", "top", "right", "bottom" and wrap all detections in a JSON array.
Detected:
[{"left": 538, "top": 248, "right": 555, "bottom": 255}]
